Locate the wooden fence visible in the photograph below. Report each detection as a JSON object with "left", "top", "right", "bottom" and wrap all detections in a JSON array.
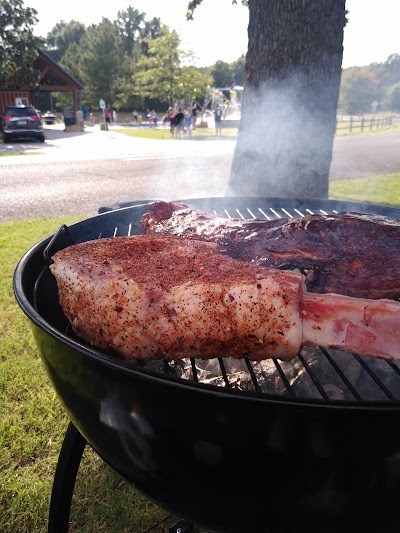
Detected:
[{"left": 336, "top": 115, "right": 393, "bottom": 133}]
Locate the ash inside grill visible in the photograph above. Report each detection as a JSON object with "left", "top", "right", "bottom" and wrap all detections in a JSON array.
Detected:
[{"left": 105, "top": 345, "right": 400, "bottom": 402}]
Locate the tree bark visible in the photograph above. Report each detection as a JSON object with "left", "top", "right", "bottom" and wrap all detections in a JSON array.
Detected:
[{"left": 227, "top": 0, "right": 346, "bottom": 199}]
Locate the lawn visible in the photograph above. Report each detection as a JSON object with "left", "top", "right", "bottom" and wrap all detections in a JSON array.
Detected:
[
  {"left": 113, "top": 125, "right": 239, "bottom": 140},
  {"left": 329, "top": 172, "right": 400, "bottom": 207},
  {"left": 0, "top": 216, "right": 175, "bottom": 532},
  {"left": 115, "top": 122, "right": 400, "bottom": 140},
  {"left": 2, "top": 176, "right": 400, "bottom": 531}
]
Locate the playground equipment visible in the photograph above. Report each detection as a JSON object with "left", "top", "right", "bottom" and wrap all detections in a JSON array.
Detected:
[{"left": 195, "top": 85, "right": 243, "bottom": 120}]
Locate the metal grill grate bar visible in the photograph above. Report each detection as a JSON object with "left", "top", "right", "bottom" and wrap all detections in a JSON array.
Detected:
[
  {"left": 297, "top": 353, "right": 330, "bottom": 400},
  {"left": 353, "top": 354, "right": 397, "bottom": 400},
  {"left": 273, "top": 359, "right": 296, "bottom": 397},
  {"left": 320, "top": 348, "right": 363, "bottom": 401}
]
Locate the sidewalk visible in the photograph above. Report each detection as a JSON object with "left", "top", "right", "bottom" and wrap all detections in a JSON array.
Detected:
[
  {"left": 1, "top": 123, "right": 84, "bottom": 152},
  {"left": 0, "top": 123, "right": 236, "bottom": 162},
  {"left": 42, "top": 123, "right": 147, "bottom": 158}
]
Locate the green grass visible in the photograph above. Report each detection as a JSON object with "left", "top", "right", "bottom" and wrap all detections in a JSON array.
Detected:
[
  {"left": 115, "top": 123, "right": 400, "bottom": 141},
  {"left": 114, "top": 125, "right": 239, "bottom": 140},
  {"left": 1, "top": 176, "right": 400, "bottom": 531},
  {"left": 0, "top": 216, "right": 175, "bottom": 532},
  {"left": 329, "top": 173, "right": 400, "bottom": 207},
  {"left": 0, "top": 151, "right": 42, "bottom": 158},
  {"left": 336, "top": 122, "right": 400, "bottom": 137}
]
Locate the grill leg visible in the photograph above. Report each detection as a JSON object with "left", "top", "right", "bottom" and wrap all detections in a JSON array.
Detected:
[{"left": 48, "top": 421, "right": 87, "bottom": 533}]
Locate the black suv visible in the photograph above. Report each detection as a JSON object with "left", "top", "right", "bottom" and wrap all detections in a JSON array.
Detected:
[{"left": 1, "top": 105, "right": 45, "bottom": 143}]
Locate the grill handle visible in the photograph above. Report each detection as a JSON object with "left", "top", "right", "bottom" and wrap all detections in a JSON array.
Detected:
[{"left": 43, "top": 224, "right": 75, "bottom": 266}]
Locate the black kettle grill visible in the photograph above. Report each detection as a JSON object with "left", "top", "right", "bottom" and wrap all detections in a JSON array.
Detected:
[{"left": 13, "top": 197, "right": 400, "bottom": 533}]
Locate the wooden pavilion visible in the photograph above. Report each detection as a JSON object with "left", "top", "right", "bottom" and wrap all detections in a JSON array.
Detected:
[{"left": 0, "top": 48, "right": 84, "bottom": 116}]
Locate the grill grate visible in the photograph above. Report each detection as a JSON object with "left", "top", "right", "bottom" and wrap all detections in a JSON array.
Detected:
[{"left": 39, "top": 200, "right": 400, "bottom": 405}]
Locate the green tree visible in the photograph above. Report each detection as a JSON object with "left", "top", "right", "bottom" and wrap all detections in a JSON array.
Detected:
[
  {"left": 134, "top": 25, "right": 211, "bottom": 107},
  {"left": 45, "top": 20, "right": 86, "bottom": 62},
  {"left": 54, "top": 42, "right": 84, "bottom": 108},
  {"left": 139, "top": 17, "right": 162, "bottom": 56},
  {"left": 112, "top": 68, "right": 145, "bottom": 111},
  {"left": 211, "top": 60, "right": 232, "bottom": 88},
  {"left": 378, "top": 54, "right": 400, "bottom": 88},
  {"left": 339, "top": 67, "right": 378, "bottom": 114},
  {"left": 112, "top": 11, "right": 163, "bottom": 110},
  {"left": 338, "top": 54, "right": 400, "bottom": 113},
  {"left": 188, "top": 0, "right": 346, "bottom": 199},
  {"left": 0, "top": 0, "right": 42, "bottom": 88},
  {"left": 114, "top": 6, "right": 145, "bottom": 59},
  {"left": 388, "top": 84, "right": 400, "bottom": 112},
  {"left": 210, "top": 56, "right": 245, "bottom": 88},
  {"left": 230, "top": 54, "right": 245, "bottom": 86},
  {"left": 59, "top": 42, "right": 82, "bottom": 81},
  {"left": 181, "top": 65, "right": 213, "bottom": 103},
  {"left": 78, "top": 18, "right": 126, "bottom": 108}
]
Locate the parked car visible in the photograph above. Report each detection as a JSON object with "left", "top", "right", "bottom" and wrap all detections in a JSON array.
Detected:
[
  {"left": 1, "top": 105, "right": 45, "bottom": 143},
  {"left": 42, "top": 111, "right": 56, "bottom": 125}
]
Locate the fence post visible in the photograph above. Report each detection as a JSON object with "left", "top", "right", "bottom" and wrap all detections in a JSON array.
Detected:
[
  {"left": 350, "top": 116, "right": 353, "bottom": 132},
  {"left": 361, "top": 117, "right": 364, "bottom": 131}
]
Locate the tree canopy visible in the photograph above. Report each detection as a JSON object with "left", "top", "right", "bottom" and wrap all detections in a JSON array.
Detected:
[
  {"left": 133, "top": 25, "right": 212, "bottom": 106},
  {"left": 0, "top": 0, "right": 42, "bottom": 88},
  {"left": 45, "top": 20, "right": 86, "bottom": 63},
  {"left": 40, "top": 7, "right": 214, "bottom": 112},
  {"left": 77, "top": 18, "right": 125, "bottom": 107},
  {"left": 339, "top": 67, "right": 377, "bottom": 115},
  {"left": 339, "top": 53, "right": 400, "bottom": 114},
  {"left": 211, "top": 56, "right": 245, "bottom": 88}
]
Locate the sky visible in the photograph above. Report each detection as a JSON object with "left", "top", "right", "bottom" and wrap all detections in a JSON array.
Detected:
[{"left": 27, "top": 0, "right": 400, "bottom": 69}]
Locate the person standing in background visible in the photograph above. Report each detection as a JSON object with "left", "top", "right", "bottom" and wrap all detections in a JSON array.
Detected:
[
  {"left": 192, "top": 101, "right": 198, "bottom": 129},
  {"left": 104, "top": 106, "right": 111, "bottom": 130},
  {"left": 174, "top": 108, "right": 185, "bottom": 138},
  {"left": 184, "top": 109, "right": 193, "bottom": 137},
  {"left": 214, "top": 105, "right": 223, "bottom": 136}
]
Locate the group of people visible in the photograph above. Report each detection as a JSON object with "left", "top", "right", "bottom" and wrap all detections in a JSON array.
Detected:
[
  {"left": 128, "top": 101, "right": 224, "bottom": 136},
  {"left": 165, "top": 106, "right": 195, "bottom": 138},
  {"left": 132, "top": 109, "right": 160, "bottom": 125},
  {"left": 165, "top": 103, "right": 223, "bottom": 137}
]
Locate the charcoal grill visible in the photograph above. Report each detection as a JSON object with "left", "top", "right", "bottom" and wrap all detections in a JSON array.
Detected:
[{"left": 13, "top": 196, "right": 400, "bottom": 533}]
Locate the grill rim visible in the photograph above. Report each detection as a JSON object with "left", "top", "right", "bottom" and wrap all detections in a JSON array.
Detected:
[{"left": 13, "top": 196, "right": 400, "bottom": 411}]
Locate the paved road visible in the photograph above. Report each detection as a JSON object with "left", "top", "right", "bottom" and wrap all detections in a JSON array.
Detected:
[
  {"left": 330, "top": 132, "right": 400, "bottom": 179},
  {"left": 0, "top": 125, "right": 236, "bottom": 221},
  {"left": 1, "top": 124, "right": 400, "bottom": 222}
]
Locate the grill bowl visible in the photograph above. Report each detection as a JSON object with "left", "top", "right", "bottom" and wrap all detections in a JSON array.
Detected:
[{"left": 13, "top": 197, "right": 400, "bottom": 532}]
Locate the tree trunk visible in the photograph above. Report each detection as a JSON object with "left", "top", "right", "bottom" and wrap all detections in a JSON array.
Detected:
[{"left": 227, "top": 0, "right": 346, "bottom": 199}]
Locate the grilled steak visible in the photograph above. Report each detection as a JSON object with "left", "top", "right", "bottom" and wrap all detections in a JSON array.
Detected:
[
  {"left": 50, "top": 235, "right": 400, "bottom": 362},
  {"left": 142, "top": 201, "right": 400, "bottom": 300}
]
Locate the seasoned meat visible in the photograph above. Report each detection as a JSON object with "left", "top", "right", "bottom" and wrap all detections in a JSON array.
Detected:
[
  {"left": 50, "top": 236, "right": 304, "bottom": 361},
  {"left": 50, "top": 235, "right": 400, "bottom": 362},
  {"left": 142, "top": 201, "right": 400, "bottom": 299}
]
